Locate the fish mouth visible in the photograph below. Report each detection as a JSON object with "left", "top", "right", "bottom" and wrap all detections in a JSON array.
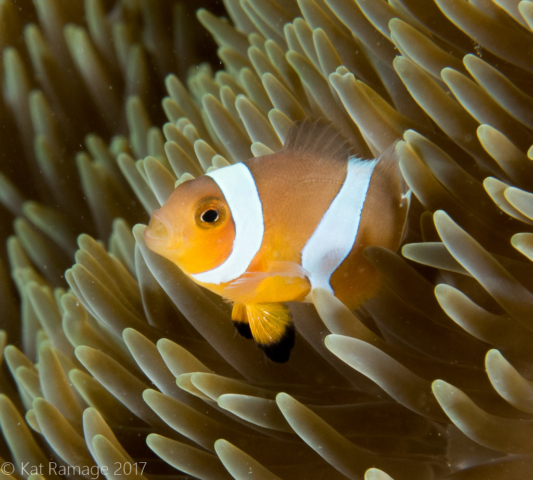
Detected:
[{"left": 144, "top": 211, "right": 179, "bottom": 251}]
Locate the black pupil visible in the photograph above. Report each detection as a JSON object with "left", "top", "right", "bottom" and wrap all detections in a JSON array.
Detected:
[{"left": 201, "top": 209, "right": 219, "bottom": 223}]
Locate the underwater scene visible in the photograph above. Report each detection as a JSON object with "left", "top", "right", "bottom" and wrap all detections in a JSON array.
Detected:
[{"left": 0, "top": 0, "right": 533, "bottom": 479}]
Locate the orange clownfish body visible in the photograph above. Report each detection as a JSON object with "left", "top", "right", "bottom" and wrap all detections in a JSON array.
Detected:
[{"left": 145, "top": 120, "right": 409, "bottom": 362}]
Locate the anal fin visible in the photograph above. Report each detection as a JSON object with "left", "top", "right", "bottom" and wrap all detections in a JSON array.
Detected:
[
  {"left": 245, "top": 303, "right": 294, "bottom": 363},
  {"left": 232, "top": 303, "right": 252, "bottom": 339}
]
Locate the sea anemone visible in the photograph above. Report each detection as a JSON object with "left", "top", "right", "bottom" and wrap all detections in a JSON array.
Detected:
[{"left": 1, "top": 0, "right": 533, "bottom": 479}]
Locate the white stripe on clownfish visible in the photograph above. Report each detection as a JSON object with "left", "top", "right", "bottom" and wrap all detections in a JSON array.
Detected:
[
  {"left": 191, "top": 163, "right": 264, "bottom": 285},
  {"left": 301, "top": 156, "right": 377, "bottom": 293}
]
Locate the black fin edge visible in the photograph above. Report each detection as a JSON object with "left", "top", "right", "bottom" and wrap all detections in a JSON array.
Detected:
[
  {"left": 232, "top": 321, "right": 253, "bottom": 339},
  {"left": 258, "top": 325, "right": 295, "bottom": 363}
]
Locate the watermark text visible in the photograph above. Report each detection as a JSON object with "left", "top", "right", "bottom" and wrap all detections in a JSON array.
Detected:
[{"left": 1, "top": 461, "right": 147, "bottom": 479}]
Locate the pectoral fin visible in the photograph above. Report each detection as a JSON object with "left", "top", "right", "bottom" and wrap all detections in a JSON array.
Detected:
[
  {"left": 224, "top": 262, "right": 310, "bottom": 304},
  {"left": 232, "top": 302, "right": 294, "bottom": 363}
]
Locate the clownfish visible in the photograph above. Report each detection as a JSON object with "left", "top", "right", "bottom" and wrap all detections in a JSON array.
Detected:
[{"left": 144, "top": 120, "right": 409, "bottom": 362}]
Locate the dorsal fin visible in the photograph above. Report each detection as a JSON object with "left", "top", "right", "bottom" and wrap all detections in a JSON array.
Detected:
[{"left": 282, "top": 118, "right": 354, "bottom": 162}]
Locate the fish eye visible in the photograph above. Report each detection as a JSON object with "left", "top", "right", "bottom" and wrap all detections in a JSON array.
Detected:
[
  {"left": 195, "top": 196, "right": 226, "bottom": 228},
  {"left": 201, "top": 209, "right": 219, "bottom": 223}
]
